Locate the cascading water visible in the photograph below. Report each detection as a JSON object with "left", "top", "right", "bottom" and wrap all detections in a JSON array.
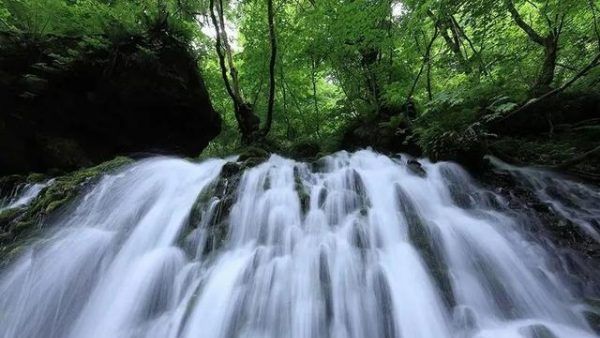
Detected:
[
  {"left": 0, "top": 150, "right": 597, "bottom": 338},
  {"left": 0, "top": 180, "right": 51, "bottom": 212},
  {"left": 489, "top": 156, "right": 600, "bottom": 243}
]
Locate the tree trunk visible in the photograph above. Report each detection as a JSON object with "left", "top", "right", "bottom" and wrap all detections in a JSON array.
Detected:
[
  {"left": 209, "top": 0, "right": 260, "bottom": 143},
  {"left": 261, "top": 0, "right": 277, "bottom": 137},
  {"left": 505, "top": 0, "right": 562, "bottom": 95},
  {"left": 428, "top": 11, "right": 470, "bottom": 74},
  {"left": 311, "top": 58, "right": 321, "bottom": 137},
  {"left": 533, "top": 38, "right": 558, "bottom": 95}
]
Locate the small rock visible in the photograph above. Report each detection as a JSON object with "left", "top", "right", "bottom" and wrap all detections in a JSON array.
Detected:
[
  {"left": 407, "top": 159, "right": 426, "bottom": 177},
  {"left": 518, "top": 324, "right": 559, "bottom": 338}
]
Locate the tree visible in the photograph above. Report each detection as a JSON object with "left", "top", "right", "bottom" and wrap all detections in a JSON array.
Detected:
[
  {"left": 504, "top": 0, "right": 566, "bottom": 94},
  {"left": 209, "top": 0, "right": 260, "bottom": 143},
  {"left": 261, "top": 0, "right": 277, "bottom": 137}
]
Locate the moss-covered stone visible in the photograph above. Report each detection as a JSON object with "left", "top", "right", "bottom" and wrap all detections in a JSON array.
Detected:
[
  {"left": 293, "top": 167, "right": 310, "bottom": 212},
  {"left": 396, "top": 184, "right": 455, "bottom": 309},
  {"left": 0, "top": 156, "right": 133, "bottom": 262},
  {"left": 0, "top": 175, "right": 26, "bottom": 197},
  {"left": 185, "top": 160, "right": 245, "bottom": 256},
  {"left": 238, "top": 146, "right": 270, "bottom": 163}
]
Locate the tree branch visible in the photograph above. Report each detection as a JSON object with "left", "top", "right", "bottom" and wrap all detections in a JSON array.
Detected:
[
  {"left": 495, "top": 52, "right": 600, "bottom": 123},
  {"left": 554, "top": 145, "right": 600, "bottom": 170},
  {"left": 505, "top": 0, "right": 545, "bottom": 45},
  {"left": 209, "top": 0, "right": 237, "bottom": 107},
  {"left": 407, "top": 25, "right": 438, "bottom": 102}
]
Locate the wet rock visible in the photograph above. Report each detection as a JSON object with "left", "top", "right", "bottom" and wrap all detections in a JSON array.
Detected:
[
  {"left": 186, "top": 161, "right": 246, "bottom": 255},
  {"left": 0, "top": 156, "right": 133, "bottom": 262},
  {"left": 396, "top": 184, "right": 455, "bottom": 308},
  {"left": 518, "top": 324, "right": 559, "bottom": 338},
  {"left": 349, "top": 169, "right": 370, "bottom": 208},
  {"left": 238, "top": 146, "right": 270, "bottom": 163},
  {"left": 293, "top": 167, "right": 310, "bottom": 212},
  {"left": 372, "top": 267, "right": 398, "bottom": 338},
  {"left": 221, "top": 162, "right": 242, "bottom": 178},
  {"left": 583, "top": 297, "right": 600, "bottom": 334},
  {"left": 584, "top": 310, "right": 600, "bottom": 334},
  {"left": 453, "top": 305, "right": 479, "bottom": 333},
  {"left": 407, "top": 159, "right": 426, "bottom": 177}
]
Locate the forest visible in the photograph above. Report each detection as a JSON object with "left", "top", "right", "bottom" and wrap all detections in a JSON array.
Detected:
[
  {"left": 1, "top": 1, "right": 600, "bottom": 338},
  {"left": 1, "top": 0, "right": 599, "bottom": 174}
]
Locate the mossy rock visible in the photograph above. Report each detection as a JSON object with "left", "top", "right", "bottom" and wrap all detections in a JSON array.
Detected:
[
  {"left": 288, "top": 139, "right": 321, "bottom": 160},
  {"left": 0, "top": 156, "right": 133, "bottom": 262},
  {"left": 293, "top": 167, "right": 310, "bottom": 212},
  {"left": 0, "top": 174, "right": 27, "bottom": 197},
  {"left": 238, "top": 146, "right": 269, "bottom": 162},
  {"left": 396, "top": 184, "right": 455, "bottom": 308},
  {"left": 185, "top": 161, "right": 244, "bottom": 255}
]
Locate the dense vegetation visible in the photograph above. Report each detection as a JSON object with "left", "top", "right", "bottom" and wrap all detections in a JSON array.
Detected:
[{"left": 1, "top": 0, "right": 600, "bottom": 171}]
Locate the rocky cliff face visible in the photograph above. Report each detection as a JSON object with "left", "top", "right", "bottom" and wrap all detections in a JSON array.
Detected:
[{"left": 0, "top": 30, "right": 221, "bottom": 175}]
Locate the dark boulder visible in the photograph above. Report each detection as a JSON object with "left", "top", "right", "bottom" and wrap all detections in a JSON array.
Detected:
[
  {"left": 341, "top": 104, "right": 421, "bottom": 156},
  {"left": 0, "top": 31, "right": 221, "bottom": 175},
  {"left": 492, "top": 92, "right": 600, "bottom": 136}
]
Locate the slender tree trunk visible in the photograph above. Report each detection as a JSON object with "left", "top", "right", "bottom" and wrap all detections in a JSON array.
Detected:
[
  {"left": 261, "top": 0, "right": 277, "bottom": 137},
  {"left": 407, "top": 26, "right": 438, "bottom": 102},
  {"left": 210, "top": 0, "right": 259, "bottom": 143},
  {"left": 591, "top": 0, "right": 600, "bottom": 51},
  {"left": 279, "top": 65, "right": 291, "bottom": 139},
  {"left": 426, "top": 54, "right": 433, "bottom": 101},
  {"left": 217, "top": 0, "right": 242, "bottom": 97},
  {"left": 428, "top": 10, "right": 470, "bottom": 74},
  {"left": 311, "top": 58, "right": 321, "bottom": 137}
]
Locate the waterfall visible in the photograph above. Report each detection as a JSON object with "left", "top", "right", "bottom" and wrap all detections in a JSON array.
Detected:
[
  {"left": 489, "top": 156, "right": 600, "bottom": 243},
  {"left": 0, "top": 180, "right": 51, "bottom": 212},
  {"left": 0, "top": 151, "right": 597, "bottom": 338}
]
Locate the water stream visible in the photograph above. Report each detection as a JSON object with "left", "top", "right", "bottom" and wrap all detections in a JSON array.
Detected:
[
  {"left": 0, "top": 180, "right": 51, "bottom": 212},
  {"left": 0, "top": 151, "right": 597, "bottom": 338}
]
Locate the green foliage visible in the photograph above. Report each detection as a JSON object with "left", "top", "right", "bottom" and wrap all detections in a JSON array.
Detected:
[
  {"left": 0, "top": 0, "right": 204, "bottom": 41},
  {"left": 2, "top": 0, "right": 599, "bottom": 159}
]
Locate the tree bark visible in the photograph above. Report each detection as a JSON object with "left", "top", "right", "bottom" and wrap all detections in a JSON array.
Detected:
[
  {"left": 310, "top": 58, "right": 321, "bottom": 137},
  {"left": 262, "top": 0, "right": 277, "bottom": 137},
  {"left": 505, "top": 0, "right": 562, "bottom": 94},
  {"left": 534, "top": 38, "right": 558, "bottom": 95}
]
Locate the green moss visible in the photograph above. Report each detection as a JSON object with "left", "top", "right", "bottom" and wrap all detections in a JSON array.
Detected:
[
  {"left": 0, "top": 156, "right": 133, "bottom": 263},
  {"left": 238, "top": 146, "right": 269, "bottom": 162},
  {"left": 21, "top": 156, "right": 132, "bottom": 220}
]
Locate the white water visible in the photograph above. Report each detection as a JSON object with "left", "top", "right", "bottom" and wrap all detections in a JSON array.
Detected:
[
  {"left": 0, "top": 180, "right": 51, "bottom": 212},
  {"left": 490, "top": 156, "right": 600, "bottom": 243},
  {"left": 0, "top": 151, "right": 597, "bottom": 338}
]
